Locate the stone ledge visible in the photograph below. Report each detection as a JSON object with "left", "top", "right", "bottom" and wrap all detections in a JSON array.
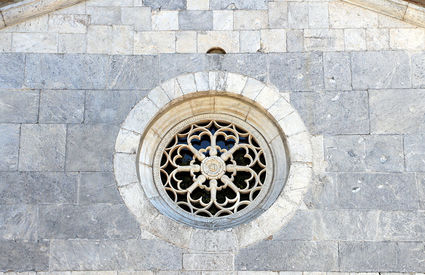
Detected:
[
  {"left": 0, "top": 0, "right": 84, "bottom": 29},
  {"left": 342, "top": 0, "right": 425, "bottom": 27}
]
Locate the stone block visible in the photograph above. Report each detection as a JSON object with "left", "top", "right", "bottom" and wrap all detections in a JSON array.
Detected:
[
  {"left": 19, "top": 124, "right": 66, "bottom": 171},
  {"left": 0, "top": 124, "right": 19, "bottom": 171},
  {"left": 369, "top": 89, "right": 425, "bottom": 134},
  {"left": 58, "top": 33, "right": 86, "bottom": 53},
  {"left": 85, "top": 90, "right": 145, "bottom": 124},
  {"left": 214, "top": 54, "right": 267, "bottom": 82},
  {"left": 366, "top": 28, "right": 389, "bottom": 50},
  {"left": 412, "top": 53, "right": 425, "bottom": 88},
  {"left": 329, "top": 1, "right": 378, "bottom": 28},
  {"left": 351, "top": 51, "right": 410, "bottom": 89},
  {"left": 121, "top": 7, "right": 151, "bottom": 31},
  {"left": 87, "top": 25, "right": 112, "bottom": 54},
  {"left": 379, "top": 211, "right": 425, "bottom": 241},
  {"left": 152, "top": 10, "right": 179, "bottom": 30},
  {"left": 336, "top": 173, "right": 418, "bottom": 210},
  {"left": 0, "top": 53, "right": 25, "bottom": 88},
  {"left": 273, "top": 210, "right": 317, "bottom": 241},
  {"left": 291, "top": 91, "right": 369, "bottom": 135},
  {"left": 0, "top": 172, "right": 78, "bottom": 204},
  {"left": 405, "top": 134, "right": 425, "bottom": 172},
  {"left": 286, "top": 30, "right": 303, "bottom": 52},
  {"left": 0, "top": 240, "right": 49, "bottom": 272},
  {"left": 39, "top": 90, "right": 85, "bottom": 123},
  {"left": 236, "top": 240, "right": 338, "bottom": 271},
  {"left": 187, "top": 0, "right": 209, "bottom": 10},
  {"left": 324, "top": 135, "right": 366, "bottom": 172},
  {"left": 121, "top": 97, "right": 158, "bottom": 134},
  {"left": 108, "top": 55, "right": 159, "bottom": 90},
  {"left": 288, "top": 2, "right": 308, "bottom": 29},
  {"left": 4, "top": 16, "right": 48, "bottom": 33},
  {"left": 12, "top": 33, "right": 57, "bottom": 53},
  {"left": 176, "top": 31, "right": 197, "bottom": 53},
  {"left": 79, "top": 172, "right": 122, "bottom": 204},
  {"left": 183, "top": 253, "right": 233, "bottom": 271},
  {"left": 0, "top": 205, "right": 37, "bottom": 241},
  {"left": 210, "top": 0, "right": 267, "bottom": 9},
  {"left": 0, "top": 90, "right": 38, "bottom": 123},
  {"left": 25, "top": 54, "right": 109, "bottom": 89},
  {"left": 50, "top": 239, "right": 182, "bottom": 270},
  {"left": 269, "top": 52, "right": 323, "bottom": 91},
  {"left": 364, "top": 135, "right": 404, "bottom": 172},
  {"left": 304, "top": 29, "right": 344, "bottom": 51},
  {"left": 111, "top": 25, "right": 134, "bottom": 55},
  {"left": 48, "top": 14, "right": 88, "bottom": 33},
  {"left": 308, "top": 2, "right": 328, "bottom": 28},
  {"left": 397, "top": 242, "right": 425, "bottom": 271},
  {"left": 213, "top": 10, "right": 233, "bottom": 30},
  {"left": 240, "top": 31, "right": 260, "bottom": 53},
  {"left": 344, "top": 29, "right": 366, "bottom": 51},
  {"left": 179, "top": 11, "right": 213, "bottom": 30},
  {"left": 268, "top": 2, "right": 288, "bottom": 28},
  {"left": 323, "top": 52, "right": 352, "bottom": 90},
  {"left": 0, "top": 33, "right": 12, "bottom": 52},
  {"left": 234, "top": 10, "right": 267, "bottom": 30},
  {"left": 198, "top": 31, "right": 239, "bottom": 53},
  {"left": 390, "top": 28, "right": 425, "bottom": 50},
  {"left": 39, "top": 204, "right": 139, "bottom": 239},
  {"left": 143, "top": 0, "right": 186, "bottom": 10},
  {"left": 134, "top": 31, "right": 175, "bottom": 54},
  {"left": 260, "top": 29, "right": 286, "bottom": 53},
  {"left": 86, "top": 6, "right": 121, "bottom": 25},
  {"left": 66, "top": 124, "right": 119, "bottom": 171},
  {"left": 159, "top": 54, "right": 208, "bottom": 81},
  {"left": 303, "top": 173, "right": 338, "bottom": 210},
  {"left": 338, "top": 241, "right": 397, "bottom": 271},
  {"left": 86, "top": 0, "right": 133, "bottom": 6},
  {"left": 418, "top": 173, "right": 425, "bottom": 209}
]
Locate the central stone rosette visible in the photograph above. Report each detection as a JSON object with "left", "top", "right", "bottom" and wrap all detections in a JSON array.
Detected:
[{"left": 157, "top": 119, "right": 267, "bottom": 217}]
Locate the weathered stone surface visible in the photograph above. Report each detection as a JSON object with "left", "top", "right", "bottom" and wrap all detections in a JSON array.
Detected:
[
  {"left": 364, "top": 135, "right": 404, "bottom": 172},
  {"left": 369, "top": 89, "right": 425, "bottom": 134},
  {"left": 286, "top": 30, "right": 303, "bottom": 52},
  {"left": 58, "top": 33, "right": 86, "bottom": 53},
  {"left": 0, "top": 240, "right": 49, "bottom": 272},
  {"left": 351, "top": 51, "right": 410, "bottom": 89},
  {"left": 198, "top": 31, "right": 239, "bottom": 53},
  {"left": 0, "top": 124, "right": 19, "bottom": 171},
  {"left": 143, "top": 0, "right": 186, "bottom": 10},
  {"left": 19, "top": 124, "right": 66, "bottom": 171},
  {"left": 50, "top": 239, "right": 182, "bottom": 270},
  {"left": 260, "top": 29, "right": 286, "bottom": 53},
  {"left": 234, "top": 10, "right": 267, "bottom": 30},
  {"left": 176, "top": 31, "right": 197, "bottom": 53},
  {"left": 323, "top": 52, "right": 352, "bottom": 90},
  {"left": 269, "top": 53, "right": 323, "bottom": 91},
  {"left": 159, "top": 54, "right": 208, "bottom": 81},
  {"left": 0, "top": 90, "right": 39, "bottom": 123},
  {"left": 134, "top": 31, "right": 175, "bottom": 54},
  {"left": 213, "top": 10, "right": 233, "bottom": 30},
  {"left": 291, "top": 91, "right": 369, "bottom": 135},
  {"left": 79, "top": 172, "right": 122, "bottom": 204},
  {"left": 39, "top": 90, "right": 85, "bottom": 123},
  {"left": 25, "top": 54, "right": 109, "bottom": 89},
  {"left": 212, "top": 54, "right": 267, "bottom": 82},
  {"left": 48, "top": 14, "right": 88, "bottom": 33},
  {"left": 288, "top": 2, "right": 308, "bottom": 29},
  {"left": 273, "top": 210, "right": 317, "bottom": 241},
  {"left": 397, "top": 241, "right": 425, "bottom": 271},
  {"left": 85, "top": 90, "right": 146, "bottom": 124},
  {"left": 86, "top": 6, "right": 121, "bottom": 25},
  {"left": 366, "top": 28, "right": 389, "bottom": 51},
  {"left": 404, "top": 134, "right": 425, "bottom": 172},
  {"left": 268, "top": 2, "right": 288, "bottom": 29},
  {"left": 0, "top": 53, "right": 25, "bottom": 88},
  {"left": 66, "top": 124, "right": 119, "bottom": 171},
  {"left": 236, "top": 240, "right": 338, "bottom": 271},
  {"left": 179, "top": 11, "right": 213, "bottom": 30},
  {"left": 344, "top": 29, "right": 366, "bottom": 51},
  {"left": 39, "top": 204, "right": 139, "bottom": 239},
  {"left": 152, "top": 10, "right": 178, "bottom": 30},
  {"left": 240, "top": 31, "right": 260, "bottom": 53},
  {"left": 309, "top": 2, "right": 328, "bottom": 28},
  {"left": 339, "top": 241, "right": 398, "bottom": 271},
  {"left": 390, "top": 28, "right": 425, "bottom": 50},
  {"left": 12, "top": 33, "right": 57, "bottom": 53},
  {"left": 329, "top": 1, "right": 378, "bottom": 28},
  {"left": 0, "top": 172, "right": 77, "bottom": 204},
  {"left": 108, "top": 55, "right": 159, "bottom": 90},
  {"left": 418, "top": 173, "right": 425, "bottom": 209},
  {"left": 0, "top": 205, "right": 37, "bottom": 241},
  {"left": 303, "top": 173, "right": 338, "bottom": 210},
  {"left": 210, "top": 0, "right": 268, "bottom": 10},
  {"left": 183, "top": 253, "right": 233, "bottom": 270},
  {"left": 304, "top": 29, "right": 344, "bottom": 52},
  {"left": 412, "top": 53, "right": 425, "bottom": 88},
  {"left": 121, "top": 7, "right": 151, "bottom": 31},
  {"left": 336, "top": 173, "right": 417, "bottom": 210},
  {"left": 379, "top": 211, "right": 425, "bottom": 241}
]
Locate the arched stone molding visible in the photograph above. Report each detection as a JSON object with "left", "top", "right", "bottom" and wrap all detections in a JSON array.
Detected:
[{"left": 113, "top": 71, "right": 313, "bottom": 251}]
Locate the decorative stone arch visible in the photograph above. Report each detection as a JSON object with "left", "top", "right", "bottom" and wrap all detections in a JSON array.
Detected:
[{"left": 114, "top": 71, "right": 313, "bottom": 251}]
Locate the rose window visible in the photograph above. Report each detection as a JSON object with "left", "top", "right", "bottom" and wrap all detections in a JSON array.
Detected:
[{"left": 158, "top": 119, "right": 267, "bottom": 217}]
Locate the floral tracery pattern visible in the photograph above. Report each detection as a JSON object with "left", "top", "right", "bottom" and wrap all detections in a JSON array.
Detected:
[{"left": 159, "top": 120, "right": 267, "bottom": 217}]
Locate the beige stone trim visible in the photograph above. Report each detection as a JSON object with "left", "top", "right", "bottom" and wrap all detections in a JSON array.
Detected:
[
  {"left": 0, "top": 0, "right": 84, "bottom": 29},
  {"left": 342, "top": 0, "right": 425, "bottom": 27}
]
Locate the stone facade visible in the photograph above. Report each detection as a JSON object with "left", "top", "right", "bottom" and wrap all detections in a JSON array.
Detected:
[{"left": 0, "top": 0, "right": 424, "bottom": 273}]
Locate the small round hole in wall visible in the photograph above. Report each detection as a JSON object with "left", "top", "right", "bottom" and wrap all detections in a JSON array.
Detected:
[{"left": 207, "top": 47, "right": 226, "bottom": 54}]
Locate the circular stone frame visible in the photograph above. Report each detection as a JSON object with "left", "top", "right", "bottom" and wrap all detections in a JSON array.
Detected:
[{"left": 114, "top": 71, "right": 313, "bottom": 250}]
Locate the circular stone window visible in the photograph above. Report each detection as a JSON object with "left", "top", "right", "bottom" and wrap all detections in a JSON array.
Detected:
[{"left": 114, "top": 71, "right": 312, "bottom": 248}]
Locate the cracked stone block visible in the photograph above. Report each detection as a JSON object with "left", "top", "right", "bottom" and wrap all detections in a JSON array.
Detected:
[
  {"left": 0, "top": 90, "right": 39, "bottom": 123},
  {"left": 0, "top": 53, "right": 25, "bottom": 88},
  {"left": 291, "top": 91, "right": 368, "bottom": 135},
  {"left": 351, "top": 51, "right": 410, "bottom": 89},
  {"left": 0, "top": 124, "right": 20, "bottom": 171},
  {"left": 0, "top": 205, "right": 38, "bottom": 241},
  {"left": 0, "top": 172, "right": 78, "bottom": 204},
  {"left": 370, "top": 89, "right": 425, "bottom": 134},
  {"left": 336, "top": 173, "right": 418, "bottom": 210},
  {"left": 39, "top": 90, "right": 85, "bottom": 123},
  {"left": 0, "top": 240, "right": 49, "bottom": 272},
  {"left": 269, "top": 52, "right": 323, "bottom": 91},
  {"left": 38, "top": 204, "right": 140, "bottom": 239},
  {"left": 79, "top": 172, "right": 123, "bottom": 204},
  {"left": 66, "top": 124, "right": 119, "bottom": 172},
  {"left": 19, "top": 124, "right": 66, "bottom": 171}
]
